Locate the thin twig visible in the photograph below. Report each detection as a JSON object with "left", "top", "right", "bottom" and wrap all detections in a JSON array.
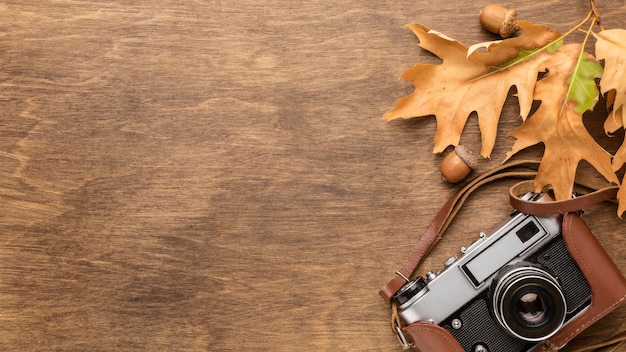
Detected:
[{"left": 590, "top": 0, "right": 605, "bottom": 31}]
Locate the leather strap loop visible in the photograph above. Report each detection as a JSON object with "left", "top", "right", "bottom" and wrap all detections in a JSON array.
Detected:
[{"left": 509, "top": 180, "right": 619, "bottom": 216}]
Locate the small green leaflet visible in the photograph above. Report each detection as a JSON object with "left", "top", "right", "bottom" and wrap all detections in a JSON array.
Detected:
[
  {"left": 488, "top": 39, "right": 563, "bottom": 74},
  {"left": 566, "top": 52, "right": 604, "bottom": 114}
]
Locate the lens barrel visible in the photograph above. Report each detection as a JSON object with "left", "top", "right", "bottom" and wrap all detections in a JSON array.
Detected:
[{"left": 491, "top": 265, "right": 567, "bottom": 342}]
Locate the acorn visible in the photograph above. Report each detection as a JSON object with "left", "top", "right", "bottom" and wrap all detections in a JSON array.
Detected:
[
  {"left": 480, "top": 4, "right": 519, "bottom": 38},
  {"left": 440, "top": 145, "right": 477, "bottom": 183}
]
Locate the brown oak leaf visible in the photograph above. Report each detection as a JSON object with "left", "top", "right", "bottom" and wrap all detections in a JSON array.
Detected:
[
  {"left": 596, "top": 29, "right": 626, "bottom": 135},
  {"left": 505, "top": 44, "right": 619, "bottom": 202},
  {"left": 595, "top": 29, "right": 626, "bottom": 215},
  {"left": 383, "top": 21, "right": 560, "bottom": 157}
]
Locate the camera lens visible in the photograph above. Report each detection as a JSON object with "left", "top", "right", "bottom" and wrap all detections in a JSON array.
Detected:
[
  {"left": 491, "top": 265, "right": 566, "bottom": 342},
  {"left": 517, "top": 292, "right": 546, "bottom": 323}
]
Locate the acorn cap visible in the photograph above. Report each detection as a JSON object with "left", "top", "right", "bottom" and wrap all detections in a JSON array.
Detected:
[
  {"left": 440, "top": 145, "right": 478, "bottom": 183},
  {"left": 499, "top": 8, "right": 519, "bottom": 38},
  {"left": 454, "top": 145, "right": 478, "bottom": 169}
]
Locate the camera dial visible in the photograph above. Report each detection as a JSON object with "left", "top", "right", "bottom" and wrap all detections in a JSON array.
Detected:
[
  {"left": 491, "top": 264, "right": 567, "bottom": 342},
  {"left": 394, "top": 276, "right": 428, "bottom": 306}
]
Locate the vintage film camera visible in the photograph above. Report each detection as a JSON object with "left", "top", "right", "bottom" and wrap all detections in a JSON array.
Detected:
[{"left": 393, "top": 193, "right": 626, "bottom": 352}]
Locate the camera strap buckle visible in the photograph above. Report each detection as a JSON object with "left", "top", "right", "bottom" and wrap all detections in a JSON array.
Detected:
[
  {"left": 391, "top": 301, "right": 413, "bottom": 350},
  {"left": 394, "top": 321, "right": 413, "bottom": 350}
]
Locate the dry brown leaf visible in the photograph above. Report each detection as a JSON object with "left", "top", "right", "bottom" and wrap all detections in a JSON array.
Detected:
[
  {"left": 603, "top": 90, "right": 624, "bottom": 133},
  {"left": 383, "top": 21, "right": 560, "bottom": 157},
  {"left": 596, "top": 29, "right": 626, "bottom": 135},
  {"left": 595, "top": 29, "right": 626, "bottom": 215},
  {"left": 506, "top": 44, "right": 619, "bottom": 201},
  {"left": 612, "top": 107, "right": 626, "bottom": 171}
]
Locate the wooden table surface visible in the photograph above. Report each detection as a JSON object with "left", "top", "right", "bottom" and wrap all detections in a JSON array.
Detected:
[{"left": 1, "top": 1, "right": 624, "bottom": 351}]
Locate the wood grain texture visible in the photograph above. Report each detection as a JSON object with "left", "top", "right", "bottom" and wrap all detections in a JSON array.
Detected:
[{"left": 0, "top": 1, "right": 624, "bottom": 351}]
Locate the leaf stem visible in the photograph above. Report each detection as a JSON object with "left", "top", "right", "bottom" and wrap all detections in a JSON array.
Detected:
[
  {"left": 560, "top": 14, "right": 599, "bottom": 116},
  {"left": 559, "top": 10, "right": 595, "bottom": 41}
]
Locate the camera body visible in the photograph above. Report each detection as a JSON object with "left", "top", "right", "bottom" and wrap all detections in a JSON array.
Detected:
[{"left": 394, "top": 194, "right": 596, "bottom": 352}]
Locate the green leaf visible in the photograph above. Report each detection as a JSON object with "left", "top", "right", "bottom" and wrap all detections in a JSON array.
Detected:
[
  {"left": 488, "top": 39, "right": 563, "bottom": 73},
  {"left": 566, "top": 52, "right": 603, "bottom": 114}
]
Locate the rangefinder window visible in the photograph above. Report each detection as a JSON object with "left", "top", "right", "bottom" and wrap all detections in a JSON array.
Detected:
[
  {"left": 461, "top": 218, "right": 547, "bottom": 287},
  {"left": 517, "top": 221, "right": 540, "bottom": 243}
]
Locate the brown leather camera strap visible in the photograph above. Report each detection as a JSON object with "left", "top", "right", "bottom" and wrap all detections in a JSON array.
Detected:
[{"left": 380, "top": 159, "right": 625, "bottom": 351}]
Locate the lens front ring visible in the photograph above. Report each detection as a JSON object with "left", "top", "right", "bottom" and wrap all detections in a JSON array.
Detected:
[{"left": 491, "top": 265, "right": 567, "bottom": 342}]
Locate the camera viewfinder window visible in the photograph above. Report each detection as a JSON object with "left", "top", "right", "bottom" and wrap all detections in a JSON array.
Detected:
[{"left": 516, "top": 222, "right": 540, "bottom": 243}]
